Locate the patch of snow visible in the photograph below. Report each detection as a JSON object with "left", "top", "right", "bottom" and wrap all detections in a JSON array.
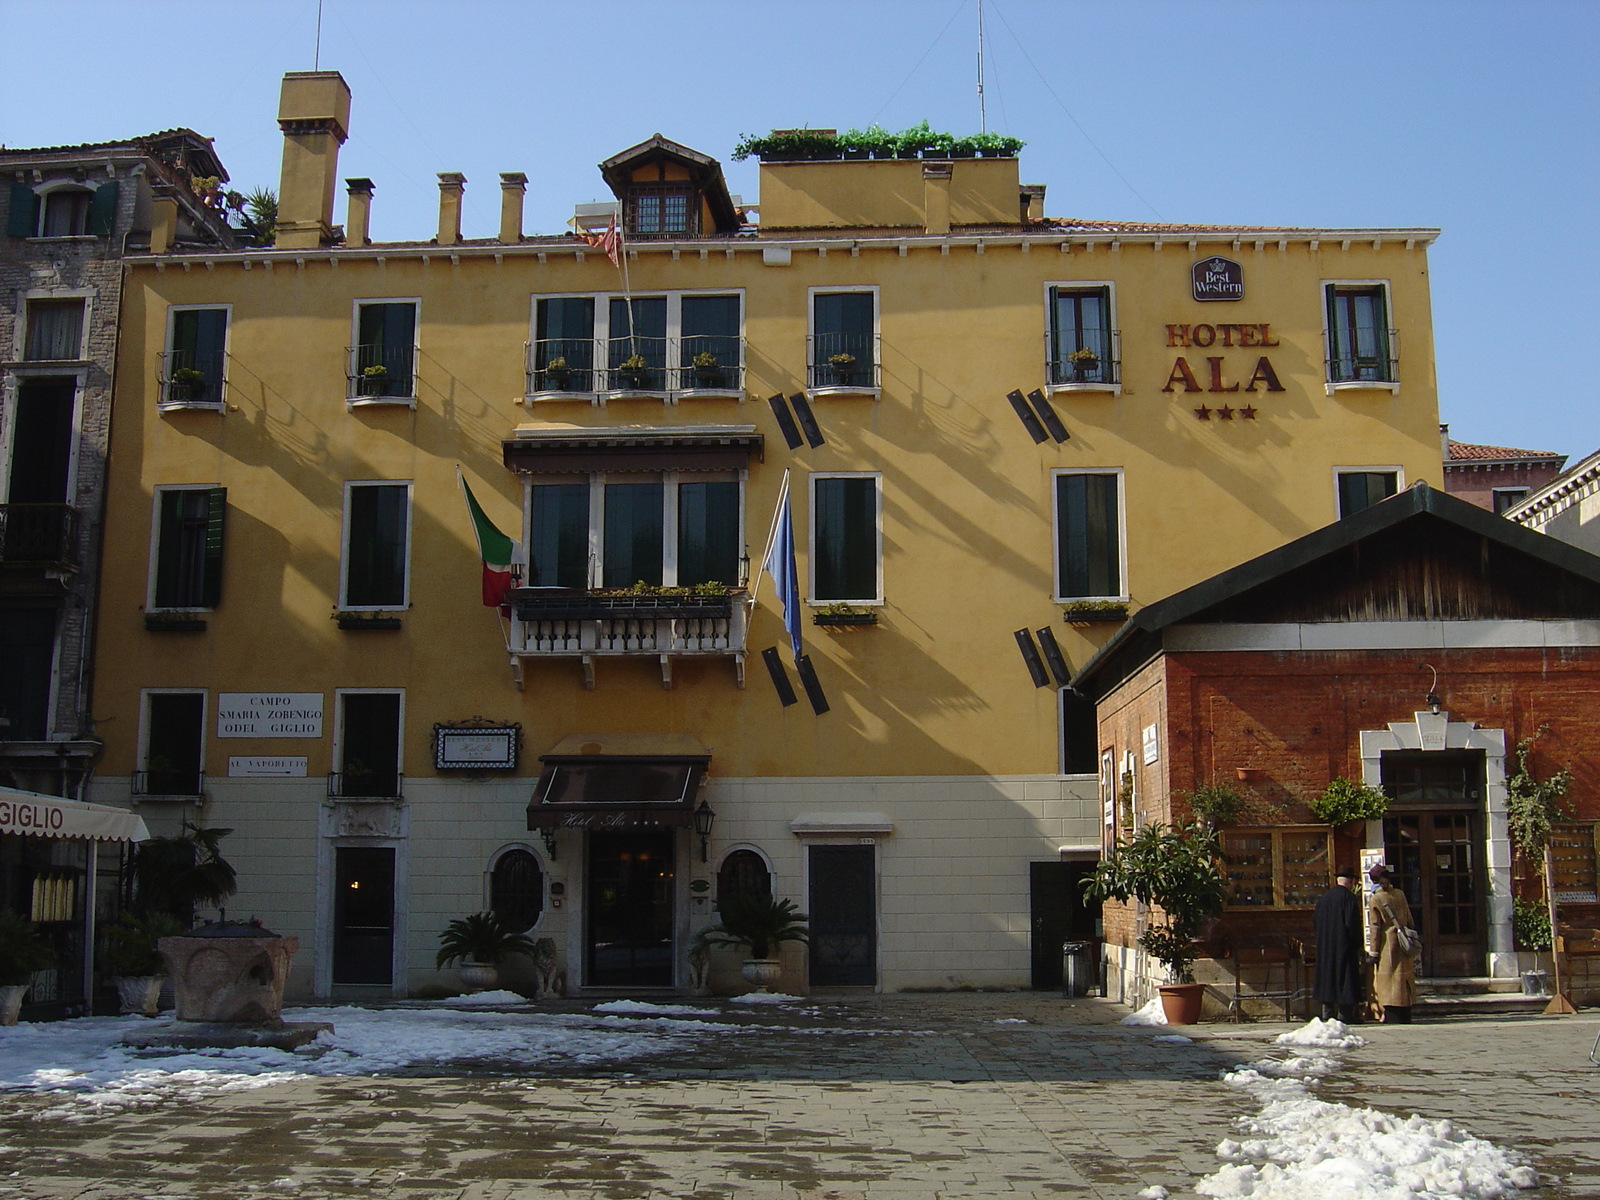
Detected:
[
  {"left": 728, "top": 992, "right": 803, "bottom": 1005},
  {"left": 1120, "top": 997, "right": 1168, "bottom": 1026},
  {"left": 591, "top": 1000, "right": 716, "bottom": 1016},
  {"left": 1153, "top": 1034, "right": 1193, "bottom": 1044},
  {"left": 438, "top": 989, "right": 530, "bottom": 1007},
  {"left": 1272, "top": 1016, "right": 1368, "bottom": 1049},
  {"left": 1138, "top": 1188, "right": 1171, "bottom": 1199},
  {"left": 994, "top": 1017, "right": 1029, "bottom": 1024}
]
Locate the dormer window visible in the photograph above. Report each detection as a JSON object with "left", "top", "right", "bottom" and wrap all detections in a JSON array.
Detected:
[{"left": 628, "top": 185, "right": 695, "bottom": 237}]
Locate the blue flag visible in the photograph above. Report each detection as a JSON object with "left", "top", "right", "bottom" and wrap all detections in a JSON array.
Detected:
[{"left": 762, "top": 472, "right": 802, "bottom": 661}]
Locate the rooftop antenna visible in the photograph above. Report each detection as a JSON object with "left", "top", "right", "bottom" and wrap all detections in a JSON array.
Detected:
[
  {"left": 972, "top": 0, "right": 985, "bottom": 135},
  {"left": 314, "top": 0, "right": 323, "bottom": 70}
]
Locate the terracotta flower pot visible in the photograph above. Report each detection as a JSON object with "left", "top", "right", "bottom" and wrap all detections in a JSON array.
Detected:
[
  {"left": 740, "top": 958, "right": 782, "bottom": 993},
  {"left": 1157, "top": 982, "right": 1206, "bottom": 1025}
]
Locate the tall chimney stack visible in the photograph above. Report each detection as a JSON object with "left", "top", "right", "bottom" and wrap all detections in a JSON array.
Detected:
[
  {"left": 345, "top": 178, "right": 374, "bottom": 248},
  {"left": 437, "top": 173, "right": 465, "bottom": 245},
  {"left": 275, "top": 71, "right": 351, "bottom": 250},
  {"left": 498, "top": 172, "right": 527, "bottom": 244}
]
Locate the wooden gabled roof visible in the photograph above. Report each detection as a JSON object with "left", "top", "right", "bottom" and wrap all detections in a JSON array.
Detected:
[
  {"left": 1071, "top": 483, "right": 1600, "bottom": 699},
  {"left": 598, "top": 134, "right": 742, "bottom": 233}
]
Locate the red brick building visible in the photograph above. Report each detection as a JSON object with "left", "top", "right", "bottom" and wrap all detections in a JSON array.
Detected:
[
  {"left": 1071, "top": 483, "right": 1600, "bottom": 1010},
  {"left": 1442, "top": 425, "right": 1566, "bottom": 514}
]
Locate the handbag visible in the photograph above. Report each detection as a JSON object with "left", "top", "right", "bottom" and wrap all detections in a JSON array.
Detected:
[{"left": 1377, "top": 892, "right": 1422, "bottom": 958}]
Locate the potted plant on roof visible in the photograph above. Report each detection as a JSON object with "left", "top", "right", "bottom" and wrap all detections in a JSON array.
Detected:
[
  {"left": 618, "top": 353, "right": 651, "bottom": 390},
  {"left": 105, "top": 910, "right": 185, "bottom": 1016},
  {"left": 698, "top": 893, "right": 809, "bottom": 994},
  {"left": 0, "top": 911, "right": 53, "bottom": 1026},
  {"left": 436, "top": 911, "right": 538, "bottom": 994},
  {"left": 1083, "top": 821, "right": 1229, "bottom": 1024},
  {"left": 691, "top": 350, "right": 724, "bottom": 389},
  {"left": 1067, "top": 346, "right": 1100, "bottom": 382},
  {"left": 827, "top": 352, "right": 856, "bottom": 386}
]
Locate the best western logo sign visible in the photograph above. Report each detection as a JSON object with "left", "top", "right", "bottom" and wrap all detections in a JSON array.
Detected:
[{"left": 1193, "top": 256, "right": 1244, "bottom": 301}]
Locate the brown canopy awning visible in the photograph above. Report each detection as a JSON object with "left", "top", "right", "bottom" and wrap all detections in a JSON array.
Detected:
[
  {"left": 504, "top": 425, "right": 762, "bottom": 475},
  {"left": 527, "top": 733, "right": 710, "bottom": 830}
]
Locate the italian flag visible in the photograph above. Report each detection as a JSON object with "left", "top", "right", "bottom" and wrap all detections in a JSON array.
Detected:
[{"left": 457, "top": 467, "right": 519, "bottom": 606}]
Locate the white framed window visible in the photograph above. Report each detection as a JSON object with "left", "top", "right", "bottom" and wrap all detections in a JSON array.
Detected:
[
  {"left": 807, "top": 286, "right": 880, "bottom": 394},
  {"left": 524, "top": 470, "right": 745, "bottom": 589},
  {"left": 349, "top": 298, "right": 420, "bottom": 405},
  {"left": 809, "top": 471, "right": 882, "bottom": 604},
  {"left": 161, "top": 304, "right": 231, "bottom": 408},
  {"left": 147, "top": 485, "right": 226, "bottom": 611},
  {"left": 1053, "top": 468, "right": 1125, "bottom": 601},
  {"left": 22, "top": 298, "right": 86, "bottom": 361},
  {"left": 1323, "top": 280, "right": 1397, "bottom": 391},
  {"left": 1492, "top": 487, "right": 1530, "bottom": 516},
  {"left": 333, "top": 688, "right": 404, "bottom": 799},
  {"left": 1334, "top": 467, "right": 1403, "bottom": 519},
  {"left": 7, "top": 181, "right": 116, "bottom": 239},
  {"left": 1045, "top": 280, "right": 1120, "bottom": 392},
  {"left": 136, "top": 688, "right": 206, "bottom": 797},
  {"left": 526, "top": 290, "right": 745, "bottom": 398},
  {"left": 340, "top": 481, "right": 412, "bottom": 610}
]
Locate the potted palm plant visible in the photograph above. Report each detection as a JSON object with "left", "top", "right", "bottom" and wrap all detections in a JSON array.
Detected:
[
  {"left": 0, "top": 911, "right": 53, "bottom": 1025},
  {"left": 698, "top": 894, "right": 809, "bottom": 993},
  {"left": 436, "top": 912, "right": 538, "bottom": 993},
  {"left": 1083, "top": 821, "right": 1228, "bottom": 1024},
  {"left": 105, "top": 910, "right": 185, "bottom": 1016}
]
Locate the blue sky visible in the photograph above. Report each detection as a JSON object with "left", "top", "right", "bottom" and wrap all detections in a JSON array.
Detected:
[{"left": 4, "top": 0, "right": 1595, "bottom": 457}]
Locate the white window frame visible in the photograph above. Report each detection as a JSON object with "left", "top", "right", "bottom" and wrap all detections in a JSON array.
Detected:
[
  {"left": 1043, "top": 279, "right": 1120, "bottom": 396},
  {"left": 1322, "top": 279, "right": 1398, "bottom": 395},
  {"left": 807, "top": 470, "right": 884, "bottom": 605},
  {"left": 339, "top": 480, "right": 414, "bottom": 611},
  {"left": 31, "top": 182, "right": 97, "bottom": 240},
  {"left": 145, "top": 484, "right": 223, "bottom": 612},
  {"left": 521, "top": 469, "right": 746, "bottom": 589},
  {"left": 806, "top": 285, "right": 881, "bottom": 399},
  {"left": 137, "top": 687, "right": 208, "bottom": 781},
  {"left": 16, "top": 287, "right": 94, "bottom": 362},
  {"left": 1333, "top": 465, "right": 1404, "bottom": 520},
  {"left": 161, "top": 303, "right": 232, "bottom": 411},
  {"left": 349, "top": 297, "right": 421, "bottom": 409},
  {"left": 1051, "top": 467, "right": 1127, "bottom": 603},
  {"left": 525, "top": 289, "right": 746, "bottom": 404},
  {"left": 0, "top": 369, "right": 87, "bottom": 508},
  {"left": 332, "top": 687, "right": 406, "bottom": 780}
]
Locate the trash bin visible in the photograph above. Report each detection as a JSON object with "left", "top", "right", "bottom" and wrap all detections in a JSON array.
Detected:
[
  {"left": 1062, "top": 941, "right": 1094, "bottom": 998},
  {"left": 1521, "top": 970, "right": 1549, "bottom": 997}
]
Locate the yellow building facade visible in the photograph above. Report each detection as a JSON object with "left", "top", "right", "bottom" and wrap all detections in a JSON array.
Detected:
[{"left": 89, "top": 73, "right": 1442, "bottom": 997}]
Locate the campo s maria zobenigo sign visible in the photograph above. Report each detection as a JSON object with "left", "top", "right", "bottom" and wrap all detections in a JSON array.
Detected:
[{"left": 216, "top": 693, "right": 324, "bottom": 738}]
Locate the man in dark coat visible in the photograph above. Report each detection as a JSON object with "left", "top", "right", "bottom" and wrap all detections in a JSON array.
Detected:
[{"left": 1312, "top": 866, "right": 1365, "bottom": 1022}]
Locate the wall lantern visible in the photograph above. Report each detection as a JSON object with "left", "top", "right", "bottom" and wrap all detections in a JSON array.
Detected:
[
  {"left": 693, "top": 799, "right": 716, "bottom": 862},
  {"left": 1420, "top": 663, "right": 1442, "bottom": 714}
]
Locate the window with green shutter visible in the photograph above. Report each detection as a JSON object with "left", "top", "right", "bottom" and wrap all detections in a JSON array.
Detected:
[
  {"left": 342, "top": 482, "right": 411, "bottom": 608},
  {"left": 812, "top": 475, "right": 880, "bottom": 602},
  {"left": 165, "top": 308, "right": 229, "bottom": 406},
  {"left": 7, "top": 183, "right": 40, "bottom": 238},
  {"left": 152, "top": 487, "right": 226, "bottom": 609},
  {"left": 1054, "top": 471, "right": 1122, "bottom": 600},
  {"left": 88, "top": 181, "right": 118, "bottom": 236},
  {"left": 353, "top": 302, "right": 417, "bottom": 398}
]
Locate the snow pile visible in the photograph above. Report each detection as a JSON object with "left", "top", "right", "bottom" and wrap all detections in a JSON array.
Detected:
[
  {"left": 1153, "top": 1034, "right": 1193, "bottom": 1045},
  {"left": 728, "top": 992, "right": 803, "bottom": 1005},
  {"left": 1195, "top": 1025, "right": 1535, "bottom": 1199},
  {"left": 592, "top": 1000, "right": 716, "bottom": 1016},
  {"left": 994, "top": 1017, "right": 1029, "bottom": 1025},
  {"left": 1138, "top": 1188, "right": 1171, "bottom": 1200},
  {"left": 1273, "top": 1017, "right": 1368, "bottom": 1050},
  {"left": 439, "top": 989, "right": 530, "bottom": 1007},
  {"left": 1120, "top": 997, "right": 1169, "bottom": 1025}
]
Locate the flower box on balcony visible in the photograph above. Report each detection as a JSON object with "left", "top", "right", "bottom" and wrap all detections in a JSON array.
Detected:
[
  {"left": 1061, "top": 602, "right": 1129, "bottom": 623},
  {"left": 144, "top": 614, "right": 207, "bottom": 632},
  {"left": 814, "top": 609, "right": 878, "bottom": 627},
  {"left": 336, "top": 613, "right": 402, "bottom": 631},
  {"left": 510, "top": 587, "right": 743, "bottom": 623}
]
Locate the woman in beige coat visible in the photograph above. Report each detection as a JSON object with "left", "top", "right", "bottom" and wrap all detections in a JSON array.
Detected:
[{"left": 1366, "top": 863, "right": 1418, "bottom": 1023}]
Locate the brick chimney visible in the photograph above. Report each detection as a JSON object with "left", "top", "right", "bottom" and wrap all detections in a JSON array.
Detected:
[{"left": 275, "top": 71, "right": 351, "bottom": 250}]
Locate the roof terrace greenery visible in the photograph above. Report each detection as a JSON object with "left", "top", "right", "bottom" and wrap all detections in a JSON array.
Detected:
[{"left": 732, "top": 122, "right": 1024, "bottom": 162}]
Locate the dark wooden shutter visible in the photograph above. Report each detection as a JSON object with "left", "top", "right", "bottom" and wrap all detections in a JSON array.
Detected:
[
  {"left": 8, "top": 183, "right": 39, "bottom": 237},
  {"left": 201, "top": 487, "right": 226, "bottom": 607},
  {"left": 89, "top": 181, "right": 118, "bottom": 235}
]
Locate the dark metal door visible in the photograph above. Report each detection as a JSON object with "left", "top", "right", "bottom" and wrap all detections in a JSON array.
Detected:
[
  {"left": 1030, "top": 862, "right": 1096, "bottom": 989},
  {"left": 808, "top": 844, "right": 875, "bottom": 986},
  {"left": 333, "top": 847, "right": 395, "bottom": 986},
  {"left": 587, "top": 830, "right": 675, "bottom": 986}
]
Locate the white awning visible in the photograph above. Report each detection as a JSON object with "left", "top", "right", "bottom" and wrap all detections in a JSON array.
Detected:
[{"left": 0, "top": 787, "right": 151, "bottom": 843}]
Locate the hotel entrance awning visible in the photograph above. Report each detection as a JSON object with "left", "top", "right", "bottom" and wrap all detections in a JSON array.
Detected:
[
  {"left": 0, "top": 786, "right": 151, "bottom": 842},
  {"left": 527, "top": 734, "right": 710, "bottom": 830}
]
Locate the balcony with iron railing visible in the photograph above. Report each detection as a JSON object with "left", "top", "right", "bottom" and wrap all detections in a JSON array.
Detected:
[
  {"left": 1046, "top": 330, "right": 1122, "bottom": 392},
  {"left": 505, "top": 587, "right": 750, "bottom": 688},
  {"left": 1325, "top": 327, "right": 1400, "bottom": 388},
  {"left": 327, "top": 768, "right": 404, "bottom": 801},
  {"left": 347, "top": 343, "right": 417, "bottom": 406},
  {"left": 0, "top": 504, "right": 79, "bottom": 571},
  {"left": 132, "top": 768, "right": 205, "bottom": 799},
  {"left": 806, "top": 332, "right": 881, "bottom": 394},
  {"left": 157, "top": 350, "right": 226, "bottom": 409},
  {"left": 524, "top": 337, "right": 746, "bottom": 401}
]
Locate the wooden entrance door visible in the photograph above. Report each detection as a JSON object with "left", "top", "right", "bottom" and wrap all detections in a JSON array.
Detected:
[{"left": 1381, "top": 750, "right": 1488, "bottom": 978}]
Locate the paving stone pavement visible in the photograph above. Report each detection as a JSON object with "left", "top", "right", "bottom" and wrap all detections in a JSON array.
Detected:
[{"left": 0, "top": 993, "right": 1595, "bottom": 1199}]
